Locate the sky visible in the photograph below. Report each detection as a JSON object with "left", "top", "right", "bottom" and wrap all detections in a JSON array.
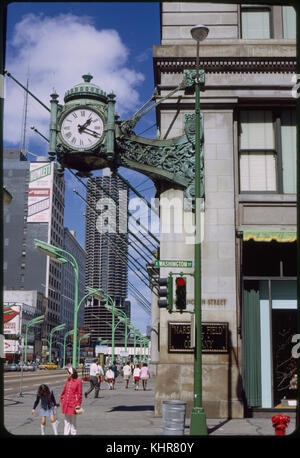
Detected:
[{"left": 4, "top": 1, "right": 161, "bottom": 334}]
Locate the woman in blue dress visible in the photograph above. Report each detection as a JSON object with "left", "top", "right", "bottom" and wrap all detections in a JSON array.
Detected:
[{"left": 32, "top": 384, "right": 59, "bottom": 435}]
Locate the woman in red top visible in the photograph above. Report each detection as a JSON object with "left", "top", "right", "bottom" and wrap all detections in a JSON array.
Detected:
[{"left": 60, "top": 367, "right": 82, "bottom": 435}]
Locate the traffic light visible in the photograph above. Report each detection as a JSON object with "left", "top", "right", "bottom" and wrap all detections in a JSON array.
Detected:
[
  {"left": 175, "top": 276, "right": 186, "bottom": 312},
  {"left": 157, "top": 276, "right": 173, "bottom": 312}
]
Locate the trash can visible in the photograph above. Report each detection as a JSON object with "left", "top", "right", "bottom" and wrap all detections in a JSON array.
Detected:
[{"left": 162, "top": 400, "right": 187, "bottom": 436}]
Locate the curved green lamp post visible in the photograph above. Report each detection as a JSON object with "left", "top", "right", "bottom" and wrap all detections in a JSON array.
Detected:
[
  {"left": 63, "top": 329, "right": 74, "bottom": 367},
  {"left": 104, "top": 297, "right": 130, "bottom": 362},
  {"left": 49, "top": 323, "right": 66, "bottom": 363},
  {"left": 24, "top": 315, "right": 44, "bottom": 363},
  {"left": 35, "top": 239, "right": 105, "bottom": 368},
  {"left": 35, "top": 239, "right": 79, "bottom": 367},
  {"left": 77, "top": 332, "right": 91, "bottom": 367}
]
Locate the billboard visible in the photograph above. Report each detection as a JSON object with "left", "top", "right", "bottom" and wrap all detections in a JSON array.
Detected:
[
  {"left": 4, "top": 306, "right": 21, "bottom": 335},
  {"left": 27, "top": 162, "right": 53, "bottom": 223},
  {"left": 4, "top": 339, "right": 19, "bottom": 353}
]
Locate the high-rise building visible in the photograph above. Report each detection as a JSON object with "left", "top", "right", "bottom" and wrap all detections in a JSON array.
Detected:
[
  {"left": 84, "top": 169, "right": 130, "bottom": 345},
  {"left": 3, "top": 149, "right": 65, "bottom": 343}
]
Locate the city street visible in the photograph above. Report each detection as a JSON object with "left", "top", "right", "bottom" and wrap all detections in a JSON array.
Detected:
[{"left": 3, "top": 369, "right": 297, "bottom": 438}]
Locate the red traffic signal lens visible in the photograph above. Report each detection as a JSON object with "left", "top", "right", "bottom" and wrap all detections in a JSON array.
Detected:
[{"left": 176, "top": 277, "right": 185, "bottom": 287}]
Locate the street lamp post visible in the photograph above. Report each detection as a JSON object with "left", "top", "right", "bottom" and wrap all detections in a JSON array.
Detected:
[
  {"left": 35, "top": 241, "right": 104, "bottom": 368},
  {"left": 190, "top": 24, "right": 209, "bottom": 436},
  {"left": 78, "top": 333, "right": 91, "bottom": 367},
  {"left": 24, "top": 315, "right": 45, "bottom": 363},
  {"left": 49, "top": 323, "right": 66, "bottom": 363},
  {"left": 34, "top": 239, "right": 79, "bottom": 367},
  {"left": 104, "top": 297, "right": 122, "bottom": 362},
  {"left": 63, "top": 329, "right": 74, "bottom": 367}
]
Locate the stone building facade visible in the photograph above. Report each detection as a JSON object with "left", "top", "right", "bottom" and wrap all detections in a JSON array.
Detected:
[{"left": 152, "top": 3, "right": 296, "bottom": 418}]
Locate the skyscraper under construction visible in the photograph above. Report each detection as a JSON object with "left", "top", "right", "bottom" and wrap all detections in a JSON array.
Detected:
[{"left": 84, "top": 168, "right": 130, "bottom": 346}]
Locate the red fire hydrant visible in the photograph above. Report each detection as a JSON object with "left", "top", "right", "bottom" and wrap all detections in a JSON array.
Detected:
[{"left": 272, "top": 414, "right": 290, "bottom": 436}]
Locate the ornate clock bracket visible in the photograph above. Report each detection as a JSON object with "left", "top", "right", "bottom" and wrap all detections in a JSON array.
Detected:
[{"left": 49, "top": 70, "right": 205, "bottom": 207}]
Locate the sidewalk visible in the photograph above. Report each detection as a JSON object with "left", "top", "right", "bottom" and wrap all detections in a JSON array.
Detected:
[{"left": 2, "top": 375, "right": 297, "bottom": 438}]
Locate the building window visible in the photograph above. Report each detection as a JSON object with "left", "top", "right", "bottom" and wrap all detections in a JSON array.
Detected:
[
  {"left": 239, "top": 109, "right": 296, "bottom": 194},
  {"left": 241, "top": 6, "right": 272, "bottom": 39},
  {"left": 239, "top": 110, "right": 276, "bottom": 192},
  {"left": 281, "top": 109, "right": 296, "bottom": 193},
  {"left": 282, "top": 6, "right": 296, "bottom": 39}
]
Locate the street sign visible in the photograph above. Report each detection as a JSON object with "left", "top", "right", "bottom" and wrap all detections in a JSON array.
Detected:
[{"left": 154, "top": 260, "right": 193, "bottom": 268}]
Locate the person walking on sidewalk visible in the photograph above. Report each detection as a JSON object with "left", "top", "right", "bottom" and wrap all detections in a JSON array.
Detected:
[
  {"left": 84, "top": 359, "right": 102, "bottom": 398},
  {"left": 60, "top": 367, "right": 82, "bottom": 435},
  {"left": 140, "top": 363, "right": 150, "bottom": 391},
  {"left": 32, "top": 384, "right": 59, "bottom": 435},
  {"left": 105, "top": 366, "right": 115, "bottom": 390},
  {"left": 123, "top": 361, "right": 131, "bottom": 389},
  {"left": 98, "top": 361, "right": 105, "bottom": 389},
  {"left": 133, "top": 364, "right": 141, "bottom": 390}
]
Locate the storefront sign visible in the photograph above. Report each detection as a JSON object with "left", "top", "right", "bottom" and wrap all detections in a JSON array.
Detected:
[
  {"left": 202, "top": 322, "right": 229, "bottom": 353},
  {"left": 168, "top": 322, "right": 193, "bottom": 353},
  {"left": 168, "top": 321, "right": 229, "bottom": 353}
]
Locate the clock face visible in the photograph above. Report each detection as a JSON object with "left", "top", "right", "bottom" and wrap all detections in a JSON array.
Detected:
[{"left": 60, "top": 108, "right": 104, "bottom": 150}]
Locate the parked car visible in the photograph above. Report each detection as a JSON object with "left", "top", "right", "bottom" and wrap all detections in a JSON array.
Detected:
[
  {"left": 17, "top": 362, "right": 31, "bottom": 371},
  {"left": 4, "top": 363, "right": 18, "bottom": 372},
  {"left": 38, "top": 362, "right": 58, "bottom": 370}
]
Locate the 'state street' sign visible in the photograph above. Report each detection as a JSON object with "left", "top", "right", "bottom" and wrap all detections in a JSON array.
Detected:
[
  {"left": 168, "top": 322, "right": 229, "bottom": 354},
  {"left": 155, "top": 260, "right": 193, "bottom": 268}
]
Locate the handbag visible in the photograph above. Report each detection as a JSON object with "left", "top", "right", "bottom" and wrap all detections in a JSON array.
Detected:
[{"left": 75, "top": 406, "right": 84, "bottom": 415}]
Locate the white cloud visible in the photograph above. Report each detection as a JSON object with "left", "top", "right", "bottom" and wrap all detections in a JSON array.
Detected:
[{"left": 4, "top": 13, "right": 145, "bottom": 146}]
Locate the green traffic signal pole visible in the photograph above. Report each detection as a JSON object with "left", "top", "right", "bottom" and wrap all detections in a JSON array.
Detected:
[
  {"left": 24, "top": 315, "right": 44, "bottom": 363},
  {"left": 190, "top": 24, "right": 209, "bottom": 436},
  {"left": 49, "top": 323, "right": 66, "bottom": 363}
]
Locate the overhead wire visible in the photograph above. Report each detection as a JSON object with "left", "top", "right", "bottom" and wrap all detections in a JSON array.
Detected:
[{"left": 70, "top": 169, "right": 157, "bottom": 259}]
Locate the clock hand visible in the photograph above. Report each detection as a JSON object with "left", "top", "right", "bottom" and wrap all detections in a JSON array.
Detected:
[
  {"left": 81, "top": 126, "right": 101, "bottom": 137},
  {"left": 78, "top": 117, "right": 92, "bottom": 133}
]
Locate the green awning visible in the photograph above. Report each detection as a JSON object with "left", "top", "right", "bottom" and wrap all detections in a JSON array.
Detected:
[{"left": 243, "top": 230, "right": 296, "bottom": 243}]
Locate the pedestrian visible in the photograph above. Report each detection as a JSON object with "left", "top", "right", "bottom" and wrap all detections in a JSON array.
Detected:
[
  {"left": 111, "top": 360, "right": 119, "bottom": 390},
  {"left": 98, "top": 361, "right": 105, "bottom": 389},
  {"left": 84, "top": 359, "right": 102, "bottom": 398},
  {"left": 60, "top": 367, "right": 82, "bottom": 435},
  {"left": 133, "top": 364, "right": 141, "bottom": 390},
  {"left": 140, "top": 363, "right": 150, "bottom": 391},
  {"left": 105, "top": 366, "right": 115, "bottom": 390},
  {"left": 123, "top": 361, "right": 132, "bottom": 389},
  {"left": 32, "top": 384, "right": 59, "bottom": 435}
]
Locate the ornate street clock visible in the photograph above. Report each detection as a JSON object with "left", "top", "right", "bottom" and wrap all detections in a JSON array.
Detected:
[
  {"left": 48, "top": 71, "right": 205, "bottom": 201},
  {"left": 49, "top": 73, "right": 115, "bottom": 176},
  {"left": 59, "top": 107, "right": 104, "bottom": 150}
]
